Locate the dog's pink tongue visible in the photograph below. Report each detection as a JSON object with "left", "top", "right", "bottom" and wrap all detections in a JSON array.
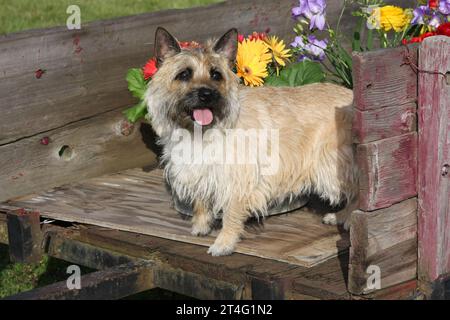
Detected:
[{"left": 193, "top": 108, "right": 213, "bottom": 126}]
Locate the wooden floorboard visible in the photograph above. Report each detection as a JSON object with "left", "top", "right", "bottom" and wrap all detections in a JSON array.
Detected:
[{"left": 1, "top": 168, "right": 349, "bottom": 268}]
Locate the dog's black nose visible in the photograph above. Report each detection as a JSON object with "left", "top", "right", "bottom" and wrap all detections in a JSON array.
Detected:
[{"left": 198, "top": 87, "right": 215, "bottom": 103}]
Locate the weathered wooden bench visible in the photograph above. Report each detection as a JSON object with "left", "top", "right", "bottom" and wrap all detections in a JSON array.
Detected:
[{"left": 0, "top": 0, "right": 448, "bottom": 299}]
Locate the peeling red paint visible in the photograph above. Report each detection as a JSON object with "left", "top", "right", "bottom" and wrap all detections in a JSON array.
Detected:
[
  {"left": 40, "top": 136, "right": 50, "bottom": 145},
  {"left": 73, "top": 34, "right": 83, "bottom": 55},
  {"left": 35, "top": 69, "right": 45, "bottom": 79},
  {"left": 73, "top": 34, "right": 81, "bottom": 46}
]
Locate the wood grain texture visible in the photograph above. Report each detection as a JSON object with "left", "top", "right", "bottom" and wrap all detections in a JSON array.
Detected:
[
  {"left": 357, "top": 132, "right": 418, "bottom": 211},
  {"left": 0, "top": 0, "right": 297, "bottom": 145},
  {"left": 6, "top": 209, "right": 42, "bottom": 263},
  {"left": 348, "top": 198, "right": 417, "bottom": 295},
  {"left": 352, "top": 45, "right": 418, "bottom": 111},
  {"left": 5, "top": 261, "right": 155, "bottom": 300},
  {"left": 1, "top": 168, "right": 350, "bottom": 268},
  {"left": 418, "top": 36, "right": 450, "bottom": 283},
  {"left": 0, "top": 109, "right": 157, "bottom": 202},
  {"left": 0, "top": 214, "right": 7, "bottom": 244},
  {"left": 353, "top": 103, "right": 417, "bottom": 144},
  {"left": 291, "top": 252, "right": 350, "bottom": 299}
]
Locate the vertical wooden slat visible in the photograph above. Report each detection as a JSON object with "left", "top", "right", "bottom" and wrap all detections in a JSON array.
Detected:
[
  {"left": 418, "top": 36, "right": 450, "bottom": 284},
  {"left": 349, "top": 44, "right": 420, "bottom": 295},
  {"left": 7, "top": 209, "right": 42, "bottom": 263},
  {"left": 352, "top": 46, "right": 419, "bottom": 211}
]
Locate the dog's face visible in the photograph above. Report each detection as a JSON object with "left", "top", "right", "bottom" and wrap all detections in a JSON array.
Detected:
[{"left": 145, "top": 28, "right": 240, "bottom": 136}]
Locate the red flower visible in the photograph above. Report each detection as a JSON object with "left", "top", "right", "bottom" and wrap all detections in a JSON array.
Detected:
[
  {"left": 238, "top": 34, "right": 245, "bottom": 43},
  {"left": 143, "top": 57, "right": 158, "bottom": 80},
  {"left": 437, "top": 22, "right": 450, "bottom": 37},
  {"left": 248, "top": 31, "right": 267, "bottom": 41},
  {"left": 429, "top": 0, "right": 438, "bottom": 10},
  {"left": 420, "top": 31, "right": 437, "bottom": 40},
  {"left": 403, "top": 31, "right": 438, "bottom": 44}
]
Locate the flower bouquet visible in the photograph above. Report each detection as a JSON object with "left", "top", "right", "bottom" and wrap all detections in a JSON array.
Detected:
[{"left": 290, "top": 0, "right": 450, "bottom": 88}]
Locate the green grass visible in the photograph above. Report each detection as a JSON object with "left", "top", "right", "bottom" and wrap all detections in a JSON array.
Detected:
[
  {"left": 0, "top": 0, "right": 221, "bottom": 35},
  {"left": 0, "top": 244, "right": 190, "bottom": 299},
  {"left": 0, "top": 244, "right": 94, "bottom": 297}
]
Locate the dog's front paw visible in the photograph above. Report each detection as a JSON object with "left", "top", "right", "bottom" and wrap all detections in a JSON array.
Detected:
[
  {"left": 207, "top": 242, "right": 235, "bottom": 256},
  {"left": 322, "top": 213, "right": 338, "bottom": 226},
  {"left": 207, "top": 236, "right": 237, "bottom": 256},
  {"left": 191, "top": 222, "right": 212, "bottom": 237}
]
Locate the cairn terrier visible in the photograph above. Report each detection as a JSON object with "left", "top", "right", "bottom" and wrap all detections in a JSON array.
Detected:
[{"left": 145, "top": 27, "right": 357, "bottom": 256}]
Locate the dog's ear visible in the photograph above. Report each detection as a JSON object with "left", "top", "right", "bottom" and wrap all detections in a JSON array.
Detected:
[
  {"left": 154, "top": 27, "right": 181, "bottom": 66},
  {"left": 213, "top": 28, "right": 238, "bottom": 65}
]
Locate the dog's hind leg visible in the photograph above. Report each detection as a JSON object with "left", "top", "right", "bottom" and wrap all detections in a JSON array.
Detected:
[
  {"left": 191, "top": 199, "right": 213, "bottom": 236},
  {"left": 322, "top": 196, "right": 358, "bottom": 231}
]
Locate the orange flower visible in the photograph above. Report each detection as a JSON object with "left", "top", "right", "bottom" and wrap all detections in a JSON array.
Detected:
[{"left": 143, "top": 57, "right": 158, "bottom": 80}]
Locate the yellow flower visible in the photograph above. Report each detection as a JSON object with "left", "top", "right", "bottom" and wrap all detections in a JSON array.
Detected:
[
  {"left": 236, "top": 39, "right": 272, "bottom": 87},
  {"left": 264, "top": 35, "right": 292, "bottom": 70},
  {"left": 379, "top": 5, "right": 410, "bottom": 32}
]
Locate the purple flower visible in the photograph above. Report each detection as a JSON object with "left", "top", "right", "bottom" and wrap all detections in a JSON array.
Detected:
[
  {"left": 429, "top": 12, "right": 442, "bottom": 28},
  {"left": 291, "top": 36, "right": 306, "bottom": 48},
  {"left": 292, "top": 0, "right": 327, "bottom": 30},
  {"left": 412, "top": 5, "right": 428, "bottom": 25},
  {"left": 292, "top": 35, "right": 327, "bottom": 61},
  {"left": 439, "top": 0, "right": 450, "bottom": 15}
]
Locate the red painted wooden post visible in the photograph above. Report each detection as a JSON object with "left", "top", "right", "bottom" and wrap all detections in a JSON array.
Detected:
[{"left": 418, "top": 36, "right": 450, "bottom": 288}]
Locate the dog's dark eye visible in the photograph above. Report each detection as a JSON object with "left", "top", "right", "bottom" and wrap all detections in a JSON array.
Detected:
[
  {"left": 210, "top": 69, "right": 223, "bottom": 81},
  {"left": 175, "top": 68, "right": 192, "bottom": 81}
]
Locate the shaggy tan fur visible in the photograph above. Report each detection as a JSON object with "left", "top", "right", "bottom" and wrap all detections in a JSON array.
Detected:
[{"left": 145, "top": 28, "right": 357, "bottom": 256}]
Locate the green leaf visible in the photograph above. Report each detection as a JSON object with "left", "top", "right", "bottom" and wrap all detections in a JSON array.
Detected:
[
  {"left": 123, "top": 100, "right": 148, "bottom": 123},
  {"left": 126, "top": 68, "right": 146, "bottom": 99},
  {"left": 265, "top": 60, "right": 325, "bottom": 87}
]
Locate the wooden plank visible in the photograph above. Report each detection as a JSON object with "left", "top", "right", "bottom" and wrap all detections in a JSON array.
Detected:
[
  {"left": 153, "top": 264, "right": 244, "bottom": 300},
  {"left": 357, "top": 132, "right": 417, "bottom": 211},
  {"left": 352, "top": 45, "right": 418, "bottom": 111},
  {"left": 29, "top": 222, "right": 352, "bottom": 300},
  {"left": 1, "top": 168, "right": 350, "bottom": 268},
  {"left": 0, "top": 213, "right": 8, "bottom": 244},
  {"left": 43, "top": 223, "right": 350, "bottom": 300},
  {"left": 6, "top": 209, "right": 42, "bottom": 263},
  {"left": 291, "top": 252, "right": 350, "bottom": 299},
  {"left": 364, "top": 280, "right": 417, "bottom": 300},
  {"left": 418, "top": 36, "right": 450, "bottom": 283},
  {"left": 353, "top": 103, "right": 417, "bottom": 144},
  {"left": 348, "top": 198, "right": 417, "bottom": 295},
  {"left": 0, "top": 110, "right": 157, "bottom": 202},
  {"left": 4, "top": 261, "right": 155, "bottom": 300},
  {"left": 0, "top": 0, "right": 296, "bottom": 145},
  {"left": 46, "top": 225, "right": 294, "bottom": 299}
]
